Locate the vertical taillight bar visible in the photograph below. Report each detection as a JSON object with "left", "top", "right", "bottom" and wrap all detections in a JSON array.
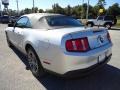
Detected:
[{"left": 66, "top": 37, "right": 90, "bottom": 52}]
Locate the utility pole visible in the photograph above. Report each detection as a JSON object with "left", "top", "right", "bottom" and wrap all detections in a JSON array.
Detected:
[
  {"left": 32, "top": 0, "right": 35, "bottom": 13},
  {"left": 0, "top": 0, "right": 2, "bottom": 16},
  {"left": 81, "top": 0, "right": 84, "bottom": 19},
  {"left": 86, "top": 0, "right": 90, "bottom": 20},
  {"left": 16, "top": 0, "right": 19, "bottom": 15}
]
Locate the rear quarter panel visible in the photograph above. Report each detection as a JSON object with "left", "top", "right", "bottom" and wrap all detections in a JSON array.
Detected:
[{"left": 23, "top": 29, "right": 72, "bottom": 73}]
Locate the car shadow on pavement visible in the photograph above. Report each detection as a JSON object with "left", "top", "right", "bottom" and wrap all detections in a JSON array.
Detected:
[
  {"left": 11, "top": 47, "right": 120, "bottom": 90},
  {"left": 11, "top": 47, "right": 30, "bottom": 70},
  {"left": 110, "top": 28, "right": 120, "bottom": 30},
  {"left": 38, "top": 65, "right": 120, "bottom": 90}
]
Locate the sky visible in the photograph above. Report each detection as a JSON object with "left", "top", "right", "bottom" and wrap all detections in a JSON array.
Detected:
[{"left": 0, "top": 0, "right": 120, "bottom": 11}]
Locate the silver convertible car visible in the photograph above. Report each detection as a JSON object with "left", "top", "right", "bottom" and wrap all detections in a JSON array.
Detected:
[{"left": 5, "top": 13, "right": 112, "bottom": 77}]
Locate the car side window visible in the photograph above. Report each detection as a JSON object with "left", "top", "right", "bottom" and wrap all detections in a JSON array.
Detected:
[
  {"left": 16, "top": 17, "right": 32, "bottom": 28},
  {"left": 97, "top": 16, "right": 103, "bottom": 20},
  {"left": 26, "top": 20, "right": 32, "bottom": 28},
  {"left": 104, "top": 16, "right": 113, "bottom": 21}
]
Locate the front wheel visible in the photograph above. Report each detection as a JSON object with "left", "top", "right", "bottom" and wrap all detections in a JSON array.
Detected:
[
  {"left": 6, "top": 33, "right": 13, "bottom": 47},
  {"left": 27, "top": 47, "right": 45, "bottom": 78}
]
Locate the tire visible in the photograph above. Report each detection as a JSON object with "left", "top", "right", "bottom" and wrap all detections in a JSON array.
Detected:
[
  {"left": 26, "top": 46, "right": 45, "bottom": 78},
  {"left": 104, "top": 23, "right": 112, "bottom": 29},
  {"left": 6, "top": 33, "right": 13, "bottom": 47},
  {"left": 87, "top": 22, "right": 93, "bottom": 27}
]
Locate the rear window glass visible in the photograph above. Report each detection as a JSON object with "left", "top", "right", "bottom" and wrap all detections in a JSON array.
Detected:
[{"left": 46, "top": 16, "right": 83, "bottom": 27}]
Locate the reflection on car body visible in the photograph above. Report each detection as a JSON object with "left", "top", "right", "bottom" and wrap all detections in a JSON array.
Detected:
[{"left": 5, "top": 13, "right": 113, "bottom": 78}]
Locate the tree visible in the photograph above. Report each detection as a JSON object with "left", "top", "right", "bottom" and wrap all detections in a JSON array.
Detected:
[
  {"left": 107, "top": 3, "right": 120, "bottom": 16},
  {"left": 65, "top": 5, "right": 72, "bottom": 16},
  {"left": 72, "top": 5, "right": 82, "bottom": 18},
  {"left": 32, "top": 7, "right": 38, "bottom": 13},
  {"left": 8, "top": 9, "right": 17, "bottom": 16},
  {"left": 5, "top": 2, "right": 120, "bottom": 19},
  {"left": 93, "top": 5, "right": 99, "bottom": 17},
  {"left": 88, "top": 5, "right": 95, "bottom": 19},
  {"left": 24, "top": 8, "right": 32, "bottom": 14},
  {"left": 45, "top": 9, "right": 54, "bottom": 13},
  {"left": 52, "top": 3, "right": 65, "bottom": 14},
  {"left": 97, "top": 0, "right": 106, "bottom": 8},
  {"left": 97, "top": 0, "right": 106, "bottom": 15},
  {"left": 39, "top": 9, "right": 44, "bottom": 13},
  {"left": 82, "top": 3, "right": 88, "bottom": 18},
  {"left": 20, "top": 10, "right": 25, "bottom": 15}
]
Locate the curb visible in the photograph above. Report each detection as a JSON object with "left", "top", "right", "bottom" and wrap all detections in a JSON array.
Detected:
[{"left": 111, "top": 27, "right": 120, "bottom": 30}]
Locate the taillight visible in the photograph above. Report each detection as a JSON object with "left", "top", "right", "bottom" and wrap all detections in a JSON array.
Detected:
[
  {"left": 66, "top": 37, "right": 90, "bottom": 52},
  {"left": 107, "top": 32, "right": 111, "bottom": 42}
]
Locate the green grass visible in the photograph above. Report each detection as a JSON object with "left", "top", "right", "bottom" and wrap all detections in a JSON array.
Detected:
[
  {"left": 115, "top": 16, "right": 120, "bottom": 28},
  {"left": 116, "top": 19, "right": 120, "bottom": 28}
]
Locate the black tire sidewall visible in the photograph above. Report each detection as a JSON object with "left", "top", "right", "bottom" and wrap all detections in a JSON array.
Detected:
[
  {"left": 27, "top": 47, "right": 45, "bottom": 78},
  {"left": 87, "top": 23, "right": 93, "bottom": 27},
  {"left": 105, "top": 23, "right": 111, "bottom": 29},
  {"left": 6, "top": 33, "right": 12, "bottom": 47}
]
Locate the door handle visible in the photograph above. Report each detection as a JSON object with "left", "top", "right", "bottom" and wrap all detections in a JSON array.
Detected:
[{"left": 16, "top": 32, "right": 21, "bottom": 34}]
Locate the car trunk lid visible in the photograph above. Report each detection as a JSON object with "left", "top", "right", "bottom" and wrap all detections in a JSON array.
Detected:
[{"left": 69, "top": 27, "right": 110, "bottom": 50}]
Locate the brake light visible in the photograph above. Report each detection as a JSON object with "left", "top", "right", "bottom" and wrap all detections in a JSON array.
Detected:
[
  {"left": 66, "top": 37, "right": 90, "bottom": 52},
  {"left": 107, "top": 32, "right": 111, "bottom": 42}
]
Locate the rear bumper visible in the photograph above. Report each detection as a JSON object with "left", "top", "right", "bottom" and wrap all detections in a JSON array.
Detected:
[{"left": 62, "top": 54, "right": 112, "bottom": 78}]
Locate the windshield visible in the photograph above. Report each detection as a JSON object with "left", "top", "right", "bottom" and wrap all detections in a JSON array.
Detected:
[{"left": 46, "top": 16, "right": 83, "bottom": 27}]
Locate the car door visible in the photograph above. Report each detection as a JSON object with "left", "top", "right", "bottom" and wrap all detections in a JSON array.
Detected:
[
  {"left": 96, "top": 16, "right": 104, "bottom": 25},
  {"left": 13, "top": 17, "right": 31, "bottom": 48}
]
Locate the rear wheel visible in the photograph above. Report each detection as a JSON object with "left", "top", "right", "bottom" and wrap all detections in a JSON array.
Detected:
[
  {"left": 104, "top": 23, "right": 112, "bottom": 29},
  {"left": 87, "top": 23, "right": 93, "bottom": 27},
  {"left": 26, "top": 47, "right": 45, "bottom": 78}
]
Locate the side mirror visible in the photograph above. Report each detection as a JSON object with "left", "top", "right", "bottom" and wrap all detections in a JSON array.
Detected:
[{"left": 8, "top": 23, "right": 14, "bottom": 27}]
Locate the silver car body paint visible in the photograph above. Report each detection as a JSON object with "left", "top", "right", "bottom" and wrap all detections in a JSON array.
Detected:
[{"left": 5, "top": 13, "right": 112, "bottom": 74}]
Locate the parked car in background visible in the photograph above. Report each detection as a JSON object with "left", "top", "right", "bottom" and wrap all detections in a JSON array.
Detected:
[
  {"left": 0, "top": 15, "right": 10, "bottom": 23},
  {"left": 0, "top": 16, "right": 2, "bottom": 22},
  {"left": 9, "top": 16, "right": 20, "bottom": 23},
  {"left": 77, "top": 19, "right": 83, "bottom": 24},
  {"left": 5, "top": 13, "right": 112, "bottom": 78},
  {"left": 86, "top": 15, "right": 117, "bottom": 29}
]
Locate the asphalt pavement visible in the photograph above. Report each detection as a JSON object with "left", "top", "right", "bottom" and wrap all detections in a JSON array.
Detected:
[{"left": 0, "top": 24, "right": 120, "bottom": 90}]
